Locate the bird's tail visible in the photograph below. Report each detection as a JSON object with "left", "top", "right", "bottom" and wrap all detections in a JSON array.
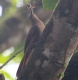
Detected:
[{"left": 16, "top": 54, "right": 28, "bottom": 78}]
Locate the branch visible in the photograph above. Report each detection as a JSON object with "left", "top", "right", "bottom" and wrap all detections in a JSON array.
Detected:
[{"left": 0, "top": 48, "right": 24, "bottom": 69}]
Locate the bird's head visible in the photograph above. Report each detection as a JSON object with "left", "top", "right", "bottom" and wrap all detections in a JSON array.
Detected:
[{"left": 28, "top": 4, "right": 40, "bottom": 25}]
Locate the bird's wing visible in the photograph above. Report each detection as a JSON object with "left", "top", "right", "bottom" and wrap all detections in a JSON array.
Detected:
[
  {"left": 24, "top": 26, "right": 36, "bottom": 53},
  {"left": 16, "top": 26, "right": 37, "bottom": 77}
]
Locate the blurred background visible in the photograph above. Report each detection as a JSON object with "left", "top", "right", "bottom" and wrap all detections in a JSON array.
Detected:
[{"left": 0, "top": 0, "right": 52, "bottom": 80}]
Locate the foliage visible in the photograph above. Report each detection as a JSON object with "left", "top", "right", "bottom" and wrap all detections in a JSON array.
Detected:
[
  {"left": 0, "top": 40, "right": 24, "bottom": 80},
  {"left": 0, "top": 70, "right": 14, "bottom": 80},
  {"left": 42, "top": 0, "right": 58, "bottom": 10}
]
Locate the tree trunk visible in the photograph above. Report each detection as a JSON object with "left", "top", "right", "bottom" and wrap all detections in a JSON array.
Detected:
[
  {"left": 62, "top": 51, "right": 78, "bottom": 80},
  {"left": 17, "top": 0, "right": 78, "bottom": 80}
]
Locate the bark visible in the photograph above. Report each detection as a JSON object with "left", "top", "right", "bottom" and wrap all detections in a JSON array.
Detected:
[
  {"left": 17, "top": 0, "right": 78, "bottom": 80},
  {"left": 62, "top": 52, "right": 78, "bottom": 80}
]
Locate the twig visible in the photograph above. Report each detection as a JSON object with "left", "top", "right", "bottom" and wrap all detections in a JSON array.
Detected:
[{"left": 0, "top": 48, "right": 24, "bottom": 69}]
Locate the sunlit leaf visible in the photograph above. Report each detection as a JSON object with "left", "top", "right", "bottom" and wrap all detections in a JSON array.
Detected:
[
  {"left": 0, "top": 54, "right": 10, "bottom": 63},
  {"left": 0, "top": 70, "right": 14, "bottom": 80}
]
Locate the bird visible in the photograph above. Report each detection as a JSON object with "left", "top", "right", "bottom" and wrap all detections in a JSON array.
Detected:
[{"left": 16, "top": 4, "right": 45, "bottom": 78}]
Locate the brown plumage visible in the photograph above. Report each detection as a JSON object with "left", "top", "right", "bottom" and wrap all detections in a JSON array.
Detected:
[{"left": 16, "top": 4, "right": 45, "bottom": 78}]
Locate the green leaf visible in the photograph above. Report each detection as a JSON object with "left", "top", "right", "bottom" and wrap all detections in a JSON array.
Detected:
[
  {"left": 0, "top": 54, "right": 10, "bottom": 63},
  {"left": 11, "top": 0, "right": 17, "bottom": 6},
  {"left": 42, "top": 0, "right": 58, "bottom": 10},
  {"left": 0, "top": 70, "right": 14, "bottom": 80}
]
